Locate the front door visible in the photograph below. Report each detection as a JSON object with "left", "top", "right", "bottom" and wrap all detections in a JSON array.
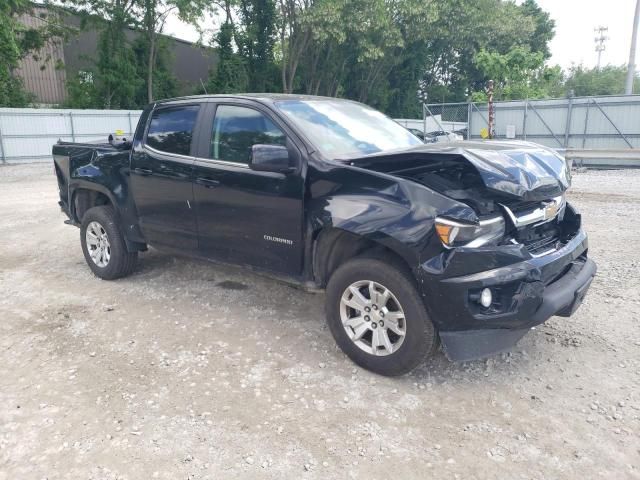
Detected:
[
  {"left": 192, "top": 103, "right": 305, "bottom": 276},
  {"left": 130, "top": 103, "right": 202, "bottom": 250}
]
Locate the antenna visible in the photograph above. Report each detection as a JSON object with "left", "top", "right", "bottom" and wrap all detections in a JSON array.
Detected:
[{"left": 594, "top": 26, "right": 609, "bottom": 68}]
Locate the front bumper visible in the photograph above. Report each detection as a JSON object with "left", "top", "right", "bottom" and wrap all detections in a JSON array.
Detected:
[{"left": 417, "top": 228, "right": 597, "bottom": 361}]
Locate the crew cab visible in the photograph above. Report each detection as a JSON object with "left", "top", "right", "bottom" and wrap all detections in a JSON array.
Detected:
[{"left": 53, "top": 94, "right": 596, "bottom": 375}]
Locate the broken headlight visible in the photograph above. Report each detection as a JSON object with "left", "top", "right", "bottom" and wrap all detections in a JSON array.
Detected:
[{"left": 435, "top": 215, "right": 505, "bottom": 248}]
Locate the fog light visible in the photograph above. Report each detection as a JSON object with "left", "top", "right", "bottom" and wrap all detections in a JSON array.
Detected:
[{"left": 480, "top": 288, "right": 492, "bottom": 308}]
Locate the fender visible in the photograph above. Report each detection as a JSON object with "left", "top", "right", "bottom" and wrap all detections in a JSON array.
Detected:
[
  {"left": 67, "top": 149, "right": 146, "bottom": 245},
  {"left": 306, "top": 160, "right": 477, "bottom": 269}
]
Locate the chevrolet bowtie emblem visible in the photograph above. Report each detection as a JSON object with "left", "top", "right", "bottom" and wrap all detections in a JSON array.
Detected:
[{"left": 543, "top": 200, "right": 558, "bottom": 220}]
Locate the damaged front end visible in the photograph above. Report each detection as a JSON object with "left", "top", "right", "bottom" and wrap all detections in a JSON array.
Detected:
[
  {"left": 352, "top": 140, "right": 580, "bottom": 258},
  {"left": 350, "top": 141, "right": 596, "bottom": 361}
]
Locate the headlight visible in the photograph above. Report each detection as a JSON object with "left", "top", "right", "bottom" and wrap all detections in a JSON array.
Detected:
[{"left": 435, "top": 215, "right": 505, "bottom": 248}]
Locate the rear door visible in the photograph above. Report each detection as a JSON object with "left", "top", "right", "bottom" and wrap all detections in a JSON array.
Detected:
[
  {"left": 130, "top": 103, "right": 202, "bottom": 250},
  {"left": 192, "top": 102, "right": 305, "bottom": 275}
]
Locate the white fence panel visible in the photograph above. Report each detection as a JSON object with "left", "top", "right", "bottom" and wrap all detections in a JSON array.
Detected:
[
  {"left": 467, "top": 95, "right": 640, "bottom": 150},
  {"left": 0, "top": 108, "right": 142, "bottom": 164},
  {"left": 2, "top": 97, "right": 639, "bottom": 165}
]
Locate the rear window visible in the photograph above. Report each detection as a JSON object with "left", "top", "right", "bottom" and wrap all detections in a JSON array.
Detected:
[{"left": 146, "top": 105, "right": 199, "bottom": 156}]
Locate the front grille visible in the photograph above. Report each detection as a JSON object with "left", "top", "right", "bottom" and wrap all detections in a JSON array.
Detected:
[
  {"left": 509, "top": 200, "right": 542, "bottom": 214},
  {"left": 502, "top": 197, "right": 580, "bottom": 259},
  {"left": 524, "top": 234, "right": 560, "bottom": 256},
  {"left": 513, "top": 218, "right": 562, "bottom": 257}
]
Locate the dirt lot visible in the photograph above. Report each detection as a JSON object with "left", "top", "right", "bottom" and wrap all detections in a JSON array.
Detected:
[{"left": 0, "top": 164, "right": 639, "bottom": 479}]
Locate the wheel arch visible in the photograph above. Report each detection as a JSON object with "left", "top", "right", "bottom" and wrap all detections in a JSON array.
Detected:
[
  {"left": 71, "top": 185, "right": 146, "bottom": 253},
  {"left": 71, "top": 186, "right": 114, "bottom": 223},
  {"left": 312, "top": 227, "right": 418, "bottom": 288}
]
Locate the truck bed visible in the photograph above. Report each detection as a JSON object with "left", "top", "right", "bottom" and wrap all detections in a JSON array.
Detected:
[{"left": 52, "top": 140, "right": 132, "bottom": 221}]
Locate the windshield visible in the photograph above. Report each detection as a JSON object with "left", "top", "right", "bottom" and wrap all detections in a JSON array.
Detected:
[{"left": 275, "top": 99, "right": 422, "bottom": 160}]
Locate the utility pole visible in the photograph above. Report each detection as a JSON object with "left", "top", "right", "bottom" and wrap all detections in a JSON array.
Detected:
[
  {"left": 594, "top": 26, "right": 608, "bottom": 69},
  {"left": 625, "top": 0, "right": 640, "bottom": 94},
  {"left": 487, "top": 80, "right": 495, "bottom": 139},
  {"left": 417, "top": 79, "right": 428, "bottom": 137}
]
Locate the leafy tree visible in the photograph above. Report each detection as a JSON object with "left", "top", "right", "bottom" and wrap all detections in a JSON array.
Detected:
[
  {"left": 55, "top": 0, "right": 562, "bottom": 113},
  {"left": 530, "top": 64, "right": 565, "bottom": 98},
  {"left": 236, "top": 0, "right": 279, "bottom": 91},
  {"left": 380, "top": 0, "right": 439, "bottom": 116},
  {"left": 198, "top": 0, "right": 557, "bottom": 115},
  {"left": 472, "top": 46, "right": 545, "bottom": 100},
  {"left": 204, "top": 21, "right": 249, "bottom": 93},
  {"left": 519, "top": 0, "right": 554, "bottom": 60},
  {"left": 64, "top": 70, "right": 100, "bottom": 107},
  {"left": 63, "top": 0, "right": 204, "bottom": 106},
  {"left": 564, "top": 65, "right": 640, "bottom": 97},
  {"left": 62, "top": 0, "right": 142, "bottom": 108},
  {"left": 1, "top": 0, "right": 67, "bottom": 106},
  {"left": 132, "top": 34, "right": 179, "bottom": 104},
  {"left": 277, "top": 0, "right": 313, "bottom": 93},
  {"left": 287, "top": 0, "right": 409, "bottom": 107},
  {"left": 138, "top": 0, "right": 208, "bottom": 102},
  {"left": 340, "top": 0, "right": 404, "bottom": 105},
  {"left": 0, "top": 3, "right": 28, "bottom": 107}
]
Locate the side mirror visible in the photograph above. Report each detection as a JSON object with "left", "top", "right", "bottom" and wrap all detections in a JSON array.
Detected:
[{"left": 249, "top": 144, "right": 294, "bottom": 174}]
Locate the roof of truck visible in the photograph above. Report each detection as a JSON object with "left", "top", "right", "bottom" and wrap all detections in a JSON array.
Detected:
[{"left": 154, "top": 93, "right": 350, "bottom": 105}]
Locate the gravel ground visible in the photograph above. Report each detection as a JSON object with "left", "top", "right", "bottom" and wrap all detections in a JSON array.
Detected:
[{"left": 1, "top": 164, "right": 639, "bottom": 480}]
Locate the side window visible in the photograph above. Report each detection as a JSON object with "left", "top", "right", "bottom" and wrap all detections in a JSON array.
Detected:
[
  {"left": 146, "top": 105, "right": 199, "bottom": 156},
  {"left": 211, "top": 105, "right": 286, "bottom": 164}
]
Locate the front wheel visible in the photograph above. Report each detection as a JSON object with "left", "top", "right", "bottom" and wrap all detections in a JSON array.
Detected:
[
  {"left": 80, "top": 206, "right": 137, "bottom": 280},
  {"left": 325, "top": 257, "right": 437, "bottom": 376}
]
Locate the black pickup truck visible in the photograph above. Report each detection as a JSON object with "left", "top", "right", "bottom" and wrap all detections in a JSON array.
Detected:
[{"left": 53, "top": 94, "right": 596, "bottom": 375}]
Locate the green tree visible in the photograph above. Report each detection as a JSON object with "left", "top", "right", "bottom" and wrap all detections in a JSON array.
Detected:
[
  {"left": 64, "top": 71, "right": 100, "bottom": 108},
  {"left": 201, "top": 0, "right": 558, "bottom": 115},
  {"left": 205, "top": 21, "right": 249, "bottom": 93},
  {"left": 413, "top": 0, "right": 555, "bottom": 106},
  {"left": 236, "top": 0, "right": 279, "bottom": 91},
  {"left": 0, "top": 2, "right": 27, "bottom": 107},
  {"left": 290, "top": 0, "right": 408, "bottom": 106},
  {"left": 472, "top": 46, "right": 545, "bottom": 100},
  {"left": 519, "top": 0, "right": 555, "bottom": 60},
  {"left": 277, "top": 0, "right": 313, "bottom": 94},
  {"left": 63, "top": 0, "right": 142, "bottom": 108},
  {"left": 132, "top": 34, "right": 179, "bottom": 104},
  {"left": 564, "top": 65, "right": 640, "bottom": 97},
  {"left": 138, "top": 0, "right": 207, "bottom": 102},
  {"left": 381, "top": 0, "right": 439, "bottom": 116},
  {"left": 0, "top": 0, "right": 67, "bottom": 106}
]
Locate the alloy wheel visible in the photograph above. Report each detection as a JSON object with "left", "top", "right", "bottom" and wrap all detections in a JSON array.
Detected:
[
  {"left": 339, "top": 280, "right": 407, "bottom": 356},
  {"left": 85, "top": 221, "right": 111, "bottom": 268}
]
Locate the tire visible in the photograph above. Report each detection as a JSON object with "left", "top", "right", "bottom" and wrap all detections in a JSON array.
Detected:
[
  {"left": 325, "top": 257, "right": 437, "bottom": 376},
  {"left": 80, "top": 206, "right": 137, "bottom": 280}
]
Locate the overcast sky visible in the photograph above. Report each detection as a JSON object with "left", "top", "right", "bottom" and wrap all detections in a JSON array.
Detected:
[
  {"left": 537, "top": 0, "right": 637, "bottom": 68},
  {"left": 164, "top": 0, "right": 639, "bottom": 71}
]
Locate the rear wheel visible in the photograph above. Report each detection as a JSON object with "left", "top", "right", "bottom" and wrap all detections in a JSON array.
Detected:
[
  {"left": 80, "top": 206, "right": 137, "bottom": 280},
  {"left": 325, "top": 257, "right": 437, "bottom": 376}
]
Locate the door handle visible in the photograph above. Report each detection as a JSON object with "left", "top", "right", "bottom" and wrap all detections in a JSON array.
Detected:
[
  {"left": 195, "top": 177, "right": 221, "bottom": 188},
  {"left": 133, "top": 167, "right": 153, "bottom": 176}
]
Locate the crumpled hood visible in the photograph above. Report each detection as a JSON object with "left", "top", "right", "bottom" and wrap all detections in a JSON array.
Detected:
[{"left": 349, "top": 140, "right": 571, "bottom": 201}]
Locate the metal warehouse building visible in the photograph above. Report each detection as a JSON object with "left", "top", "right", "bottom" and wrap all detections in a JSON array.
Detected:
[{"left": 16, "top": 4, "right": 217, "bottom": 105}]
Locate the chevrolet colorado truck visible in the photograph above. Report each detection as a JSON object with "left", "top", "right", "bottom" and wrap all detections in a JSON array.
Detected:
[{"left": 53, "top": 94, "right": 596, "bottom": 376}]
